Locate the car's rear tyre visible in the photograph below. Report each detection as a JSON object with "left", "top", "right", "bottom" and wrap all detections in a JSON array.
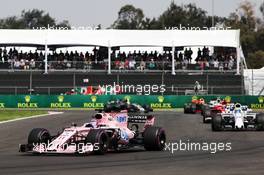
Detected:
[
  {"left": 201, "top": 105, "right": 210, "bottom": 116},
  {"left": 143, "top": 127, "right": 166, "bottom": 151},
  {"left": 190, "top": 104, "right": 196, "bottom": 113},
  {"left": 203, "top": 109, "right": 211, "bottom": 123},
  {"left": 211, "top": 115, "right": 223, "bottom": 131},
  {"left": 142, "top": 104, "right": 153, "bottom": 113},
  {"left": 28, "top": 128, "right": 51, "bottom": 144},
  {"left": 86, "top": 129, "right": 109, "bottom": 155},
  {"left": 184, "top": 104, "right": 195, "bottom": 114},
  {"left": 183, "top": 105, "right": 189, "bottom": 114},
  {"left": 256, "top": 113, "right": 264, "bottom": 131},
  {"left": 203, "top": 115, "right": 207, "bottom": 123}
]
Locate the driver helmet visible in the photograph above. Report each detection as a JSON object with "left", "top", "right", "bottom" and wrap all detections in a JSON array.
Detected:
[
  {"left": 199, "top": 98, "right": 205, "bottom": 104},
  {"left": 216, "top": 98, "right": 221, "bottom": 104}
]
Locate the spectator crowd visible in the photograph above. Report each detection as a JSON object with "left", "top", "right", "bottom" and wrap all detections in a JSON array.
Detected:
[{"left": 0, "top": 46, "right": 237, "bottom": 71}]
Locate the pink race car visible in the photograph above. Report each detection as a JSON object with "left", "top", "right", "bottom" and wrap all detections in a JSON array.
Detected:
[{"left": 19, "top": 110, "right": 166, "bottom": 155}]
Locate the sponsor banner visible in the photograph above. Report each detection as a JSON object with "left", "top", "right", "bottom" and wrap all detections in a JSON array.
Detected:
[
  {"left": 249, "top": 96, "right": 264, "bottom": 109},
  {"left": 0, "top": 95, "right": 263, "bottom": 109},
  {"left": 83, "top": 95, "right": 104, "bottom": 108}
]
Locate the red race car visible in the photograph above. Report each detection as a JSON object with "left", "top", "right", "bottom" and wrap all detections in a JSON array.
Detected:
[
  {"left": 184, "top": 98, "right": 205, "bottom": 114},
  {"left": 201, "top": 98, "right": 228, "bottom": 123}
]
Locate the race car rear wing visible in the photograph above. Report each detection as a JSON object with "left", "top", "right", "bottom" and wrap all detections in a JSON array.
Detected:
[{"left": 221, "top": 113, "right": 257, "bottom": 118}]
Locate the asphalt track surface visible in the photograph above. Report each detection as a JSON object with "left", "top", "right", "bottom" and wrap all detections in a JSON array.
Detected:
[{"left": 1, "top": 111, "right": 264, "bottom": 175}]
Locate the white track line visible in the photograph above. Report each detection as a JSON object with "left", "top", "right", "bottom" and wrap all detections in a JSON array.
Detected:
[{"left": 0, "top": 111, "right": 64, "bottom": 124}]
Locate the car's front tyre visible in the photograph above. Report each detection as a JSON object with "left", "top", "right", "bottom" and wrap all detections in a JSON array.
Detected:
[
  {"left": 28, "top": 128, "right": 51, "bottom": 144},
  {"left": 86, "top": 129, "right": 109, "bottom": 155},
  {"left": 211, "top": 115, "right": 223, "bottom": 131},
  {"left": 143, "top": 127, "right": 166, "bottom": 151},
  {"left": 256, "top": 113, "right": 264, "bottom": 131}
]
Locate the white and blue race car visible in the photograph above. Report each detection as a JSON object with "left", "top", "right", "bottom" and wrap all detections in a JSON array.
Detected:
[{"left": 211, "top": 103, "right": 264, "bottom": 131}]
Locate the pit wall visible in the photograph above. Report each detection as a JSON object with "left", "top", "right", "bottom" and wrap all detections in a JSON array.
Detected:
[{"left": 0, "top": 95, "right": 263, "bottom": 109}]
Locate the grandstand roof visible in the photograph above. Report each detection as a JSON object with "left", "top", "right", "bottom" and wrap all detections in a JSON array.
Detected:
[{"left": 0, "top": 29, "right": 240, "bottom": 48}]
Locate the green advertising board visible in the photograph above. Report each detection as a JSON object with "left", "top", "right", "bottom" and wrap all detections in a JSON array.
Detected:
[{"left": 0, "top": 95, "right": 263, "bottom": 109}]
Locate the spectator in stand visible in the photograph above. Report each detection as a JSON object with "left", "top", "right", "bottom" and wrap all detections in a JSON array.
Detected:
[
  {"left": 0, "top": 48, "right": 3, "bottom": 63},
  {"left": 184, "top": 48, "right": 188, "bottom": 62},
  {"left": 213, "top": 59, "right": 219, "bottom": 69},
  {"left": 3, "top": 47, "right": 7, "bottom": 62},
  {"left": 205, "top": 60, "right": 210, "bottom": 70},
  {"left": 20, "top": 59, "right": 25, "bottom": 69},
  {"left": 25, "top": 59, "right": 30, "bottom": 70},
  {"left": 196, "top": 48, "right": 202, "bottom": 62},
  {"left": 120, "top": 60, "right": 125, "bottom": 70},
  {"left": 30, "top": 59, "right": 35, "bottom": 69},
  {"left": 129, "top": 58, "right": 136, "bottom": 69},
  {"left": 188, "top": 48, "right": 193, "bottom": 63},
  {"left": 200, "top": 61, "right": 205, "bottom": 71},
  {"left": 219, "top": 62, "right": 224, "bottom": 72},
  {"left": 148, "top": 59, "right": 156, "bottom": 69},
  {"left": 124, "top": 59, "right": 129, "bottom": 69},
  {"left": 179, "top": 52, "right": 183, "bottom": 62},
  {"left": 139, "top": 59, "right": 146, "bottom": 71},
  {"left": 228, "top": 56, "right": 234, "bottom": 70},
  {"left": 202, "top": 46, "right": 207, "bottom": 58},
  {"left": 202, "top": 46, "right": 210, "bottom": 61},
  {"left": 14, "top": 59, "right": 20, "bottom": 69},
  {"left": 114, "top": 59, "right": 120, "bottom": 70},
  {"left": 87, "top": 54, "right": 93, "bottom": 70}
]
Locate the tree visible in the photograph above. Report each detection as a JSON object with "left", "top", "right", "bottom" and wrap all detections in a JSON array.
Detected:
[
  {"left": 260, "top": 1, "right": 264, "bottom": 20},
  {"left": 0, "top": 16, "right": 24, "bottom": 29},
  {"left": 156, "top": 2, "right": 187, "bottom": 29},
  {"left": 247, "top": 50, "right": 264, "bottom": 69},
  {"left": 225, "top": 1, "right": 259, "bottom": 65},
  {"left": 141, "top": 17, "right": 159, "bottom": 29},
  {"left": 156, "top": 2, "right": 224, "bottom": 29},
  {"left": 21, "top": 9, "right": 55, "bottom": 29},
  {"left": 238, "top": 1, "right": 256, "bottom": 31},
  {"left": 255, "top": 29, "right": 264, "bottom": 51},
  {"left": 112, "top": 5, "right": 144, "bottom": 29},
  {"left": 112, "top": 2, "right": 227, "bottom": 30},
  {"left": 0, "top": 9, "right": 70, "bottom": 29}
]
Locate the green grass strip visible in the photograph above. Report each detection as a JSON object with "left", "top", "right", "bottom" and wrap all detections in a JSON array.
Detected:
[{"left": 0, "top": 110, "right": 48, "bottom": 122}]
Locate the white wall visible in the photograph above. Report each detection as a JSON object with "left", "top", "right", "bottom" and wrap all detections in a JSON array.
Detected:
[{"left": 244, "top": 68, "right": 264, "bottom": 95}]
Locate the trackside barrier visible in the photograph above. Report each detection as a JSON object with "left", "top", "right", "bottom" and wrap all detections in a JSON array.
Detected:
[{"left": 0, "top": 95, "right": 263, "bottom": 109}]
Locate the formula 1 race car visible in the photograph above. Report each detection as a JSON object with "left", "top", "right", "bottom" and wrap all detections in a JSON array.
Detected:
[
  {"left": 211, "top": 103, "right": 264, "bottom": 131},
  {"left": 103, "top": 99, "right": 153, "bottom": 113},
  {"left": 184, "top": 98, "right": 205, "bottom": 114},
  {"left": 201, "top": 97, "right": 233, "bottom": 123},
  {"left": 19, "top": 109, "right": 165, "bottom": 155},
  {"left": 201, "top": 98, "right": 226, "bottom": 123}
]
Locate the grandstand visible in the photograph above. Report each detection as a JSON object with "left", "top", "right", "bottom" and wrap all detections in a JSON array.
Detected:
[{"left": 0, "top": 29, "right": 245, "bottom": 95}]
